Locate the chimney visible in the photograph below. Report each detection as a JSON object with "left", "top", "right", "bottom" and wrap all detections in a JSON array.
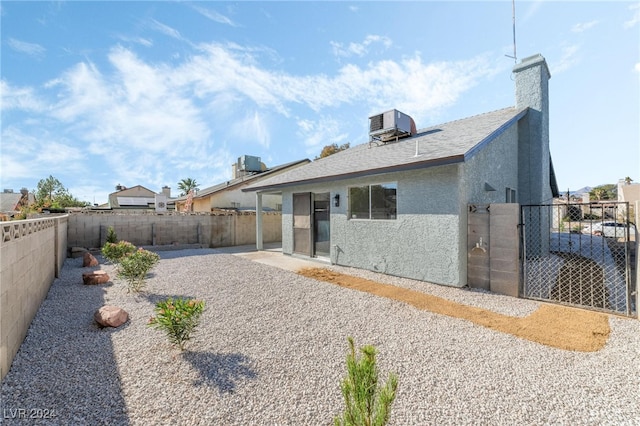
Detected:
[
  {"left": 513, "top": 54, "right": 551, "bottom": 205},
  {"left": 161, "top": 186, "right": 171, "bottom": 198}
]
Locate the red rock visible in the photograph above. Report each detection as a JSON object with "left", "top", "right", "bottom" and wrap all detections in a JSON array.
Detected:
[
  {"left": 83, "top": 252, "right": 99, "bottom": 267},
  {"left": 82, "top": 270, "right": 110, "bottom": 285},
  {"left": 94, "top": 306, "right": 128, "bottom": 328}
]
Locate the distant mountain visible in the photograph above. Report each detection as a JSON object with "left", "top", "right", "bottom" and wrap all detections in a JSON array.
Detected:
[{"left": 569, "top": 187, "right": 592, "bottom": 196}]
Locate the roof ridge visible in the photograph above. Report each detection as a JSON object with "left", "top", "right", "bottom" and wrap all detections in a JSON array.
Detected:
[{"left": 416, "top": 106, "right": 516, "bottom": 133}]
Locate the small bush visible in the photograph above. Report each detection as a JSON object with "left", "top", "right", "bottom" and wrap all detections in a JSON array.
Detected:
[
  {"left": 148, "top": 298, "right": 205, "bottom": 350},
  {"left": 101, "top": 241, "right": 136, "bottom": 264},
  {"left": 117, "top": 248, "right": 160, "bottom": 293},
  {"left": 105, "top": 226, "right": 118, "bottom": 244},
  {"left": 334, "top": 337, "right": 398, "bottom": 426}
]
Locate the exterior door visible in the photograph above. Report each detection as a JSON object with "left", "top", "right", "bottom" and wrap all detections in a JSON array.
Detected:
[
  {"left": 293, "top": 193, "right": 311, "bottom": 256},
  {"left": 313, "top": 193, "right": 330, "bottom": 257}
]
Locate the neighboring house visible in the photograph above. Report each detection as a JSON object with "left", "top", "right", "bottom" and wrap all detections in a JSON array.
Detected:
[
  {"left": 107, "top": 185, "right": 175, "bottom": 211},
  {"left": 174, "top": 157, "right": 310, "bottom": 213},
  {"left": 617, "top": 178, "right": 640, "bottom": 222},
  {"left": 0, "top": 188, "right": 33, "bottom": 218},
  {"left": 243, "top": 54, "right": 559, "bottom": 288}
]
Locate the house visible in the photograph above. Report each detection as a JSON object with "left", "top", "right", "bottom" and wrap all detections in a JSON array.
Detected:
[
  {"left": 0, "top": 188, "right": 33, "bottom": 219},
  {"left": 174, "top": 157, "right": 310, "bottom": 213},
  {"left": 243, "top": 54, "right": 559, "bottom": 288},
  {"left": 107, "top": 185, "right": 175, "bottom": 211},
  {"left": 617, "top": 178, "right": 640, "bottom": 222}
]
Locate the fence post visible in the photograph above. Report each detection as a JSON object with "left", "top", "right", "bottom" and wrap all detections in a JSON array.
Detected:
[{"left": 634, "top": 200, "right": 640, "bottom": 320}]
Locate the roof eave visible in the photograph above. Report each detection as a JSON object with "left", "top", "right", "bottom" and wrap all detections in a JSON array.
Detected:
[{"left": 242, "top": 155, "right": 465, "bottom": 192}]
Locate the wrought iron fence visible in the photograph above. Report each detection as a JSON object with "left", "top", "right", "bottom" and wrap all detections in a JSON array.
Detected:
[{"left": 521, "top": 202, "right": 635, "bottom": 316}]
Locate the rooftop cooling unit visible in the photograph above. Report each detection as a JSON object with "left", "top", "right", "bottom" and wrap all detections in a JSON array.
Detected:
[
  {"left": 368, "top": 109, "right": 417, "bottom": 143},
  {"left": 237, "top": 155, "right": 262, "bottom": 173}
]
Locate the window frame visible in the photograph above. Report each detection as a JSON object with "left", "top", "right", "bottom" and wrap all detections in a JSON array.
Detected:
[{"left": 348, "top": 182, "right": 397, "bottom": 220}]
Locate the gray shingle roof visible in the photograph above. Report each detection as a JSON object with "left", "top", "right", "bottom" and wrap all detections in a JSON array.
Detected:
[
  {"left": 176, "top": 158, "right": 311, "bottom": 201},
  {"left": 244, "top": 107, "right": 528, "bottom": 192},
  {"left": 0, "top": 192, "right": 22, "bottom": 212}
]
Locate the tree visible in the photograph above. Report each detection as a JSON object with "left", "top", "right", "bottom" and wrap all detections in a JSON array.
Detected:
[
  {"left": 33, "top": 175, "right": 88, "bottom": 208},
  {"left": 316, "top": 142, "right": 350, "bottom": 160},
  {"left": 589, "top": 184, "right": 616, "bottom": 201},
  {"left": 177, "top": 178, "right": 199, "bottom": 196}
]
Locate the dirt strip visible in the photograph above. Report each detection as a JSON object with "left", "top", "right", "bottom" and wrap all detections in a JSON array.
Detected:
[{"left": 298, "top": 268, "right": 611, "bottom": 352}]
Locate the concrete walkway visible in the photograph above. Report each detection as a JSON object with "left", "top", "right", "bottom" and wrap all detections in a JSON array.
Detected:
[{"left": 213, "top": 243, "right": 331, "bottom": 272}]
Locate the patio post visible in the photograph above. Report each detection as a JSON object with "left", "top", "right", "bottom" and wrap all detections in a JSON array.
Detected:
[{"left": 256, "top": 192, "right": 263, "bottom": 250}]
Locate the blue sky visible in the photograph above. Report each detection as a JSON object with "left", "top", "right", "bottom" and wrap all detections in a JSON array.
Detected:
[{"left": 1, "top": 1, "right": 638, "bottom": 205}]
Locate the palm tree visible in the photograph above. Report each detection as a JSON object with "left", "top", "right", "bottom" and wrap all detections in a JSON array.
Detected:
[{"left": 177, "top": 178, "right": 199, "bottom": 196}]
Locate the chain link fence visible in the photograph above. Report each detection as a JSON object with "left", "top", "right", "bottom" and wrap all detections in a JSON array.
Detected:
[{"left": 521, "top": 202, "right": 635, "bottom": 316}]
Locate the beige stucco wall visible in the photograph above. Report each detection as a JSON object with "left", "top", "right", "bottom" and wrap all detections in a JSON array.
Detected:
[{"left": 0, "top": 215, "right": 68, "bottom": 381}]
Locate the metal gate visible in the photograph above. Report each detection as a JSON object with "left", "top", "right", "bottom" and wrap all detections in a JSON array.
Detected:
[{"left": 521, "top": 202, "right": 636, "bottom": 316}]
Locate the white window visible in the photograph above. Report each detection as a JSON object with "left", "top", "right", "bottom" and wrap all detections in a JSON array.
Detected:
[
  {"left": 349, "top": 183, "right": 397, "bottom": 220},
  {"left": 506, "top": 187, "right": 517, "bottom": 203}
]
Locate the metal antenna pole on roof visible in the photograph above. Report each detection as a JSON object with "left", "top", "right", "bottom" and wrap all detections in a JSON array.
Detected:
[{"left": 505, "top": 0, "right": 517, "bottom": 63}]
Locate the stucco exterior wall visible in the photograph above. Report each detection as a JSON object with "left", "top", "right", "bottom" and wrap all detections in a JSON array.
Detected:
[
  {"left": 281, "top": 165, "right": 466, "bottom": 286},
  {"left": 463, "top": 124, "right": 520, "bottom": 205},
  {"left": 515, "top": 55, "right": 551, "bottom": 205}
]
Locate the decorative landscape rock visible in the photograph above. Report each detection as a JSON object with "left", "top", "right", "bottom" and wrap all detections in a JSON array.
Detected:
[
  {"left": 94, "top": 306, "right": 128, "bottom": 328},
  {"left": 83, "top": 252, "right": 99, "bottom": 267},
  {"left": 82, "top": 270, "right": 110, "bottom": 285},
  {"left": 70, "top": 247, "right": 88, "bottom": 258}
]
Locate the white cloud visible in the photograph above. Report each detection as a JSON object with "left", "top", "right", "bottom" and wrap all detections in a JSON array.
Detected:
[
  {"left": 229, "top": 111, "right": 271, "bottom": 148},
  {"left": 178, "top": 42, "right": 495, "bottom": 125},
  {"left": 571, "top": 20, "right": 598, "bottom": 33},
  {"left": 3, "top": 41, "right": 499, "bottom": 196},
  {"left": 553, "top": 45, "right": 580, "bottom": 74},
  {"left": 624, "top": 3, "right": 640, "bottom": 29},
  {"left": 148, "top": 18, "right": 183, "bottom": 40},
  {"left": 7, "top": 38, "right": 45, "bottom": 58},
  {"left": 191, "top": 4, "right": 238, "bottom": 27},
  {"left": 635, "top": 63, "right": 640, "bottom": 73},
  {"left": 115, "top": 34, "right": 153, "bottom": 47},
  {"left": 520, "top": 0, "right": 543, "bottom": 25},
  {"left": 0, "top": 80, "right": 45, "bottom": 111},
  {"left": 331, "top": 35, "right": 392, "bottom": 58},
  {"left": 296, "top": 116, "right": 349, "bottom": 154},
  {"left": 0, "top": 126, "right": 86, "bottom": 182}
]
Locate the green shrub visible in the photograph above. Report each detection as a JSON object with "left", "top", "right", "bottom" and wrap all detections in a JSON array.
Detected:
[
  {"left": 148, "top": 298, "right": 205, "bottom": 350},
  {"left": 334, "top": 337, "right": 398, "bottom": 426},
  {"left": 101, "top": 240, "right": 136, "bottom": 264},
  {"left": 117, "top": 248, "right": 160, "bottom": 293},
  {"left": 105, "top": 226, "right": 118, "bottom": 244}
]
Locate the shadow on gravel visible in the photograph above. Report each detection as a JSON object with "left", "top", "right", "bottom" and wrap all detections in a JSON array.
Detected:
[
  {"left": 181, "top": 351, "right": 257, "bottom": 394},
  {"left": 155, "top": 248, "right": 219, "bottom": 260},
  {"left": 0, "top": 258, "right": 130, "bottom": 425}
]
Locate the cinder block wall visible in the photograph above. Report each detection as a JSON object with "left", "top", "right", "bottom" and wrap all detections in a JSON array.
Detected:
[
  {"left": 67, "top": 211, "right": 282, "bottom": 249},
  {"left": 0, "top": 215, "right": 68, "bottom": 381}
]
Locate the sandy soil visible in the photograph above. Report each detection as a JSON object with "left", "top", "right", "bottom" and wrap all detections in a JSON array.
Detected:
[{"left": 298, "top": 268, "right": 611, "bottom": 352}]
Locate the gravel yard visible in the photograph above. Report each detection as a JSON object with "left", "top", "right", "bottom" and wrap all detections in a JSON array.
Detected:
[{"left": 2, "top": 248, "right": 640, "bottom": 425}]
